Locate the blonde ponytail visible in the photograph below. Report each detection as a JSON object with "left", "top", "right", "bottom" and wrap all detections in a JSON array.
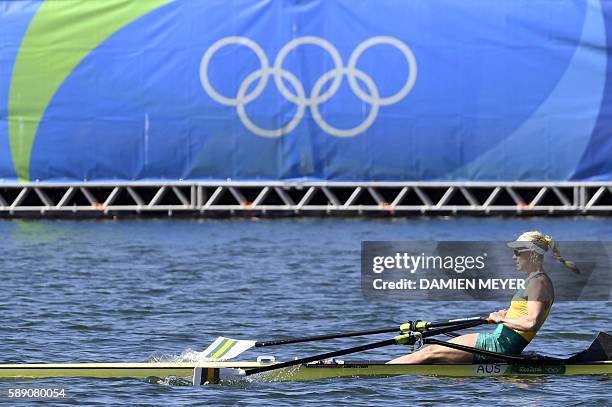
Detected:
[{"left": 547, "top": 237, "right": 580, "bottom": 274}]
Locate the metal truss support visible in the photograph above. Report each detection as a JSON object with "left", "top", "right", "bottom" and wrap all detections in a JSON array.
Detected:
[{"left": 0, "top": 182, "right": 612, "bottom": 217}]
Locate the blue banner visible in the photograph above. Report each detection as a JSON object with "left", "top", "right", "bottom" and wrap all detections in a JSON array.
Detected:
[{"left": 1, "top": 0, "right": 610, "bottom": 182}]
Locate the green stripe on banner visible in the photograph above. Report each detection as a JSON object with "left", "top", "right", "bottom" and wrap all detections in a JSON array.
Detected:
[{"left": 8, "top": 0, "right": 174, "bottom": 182}]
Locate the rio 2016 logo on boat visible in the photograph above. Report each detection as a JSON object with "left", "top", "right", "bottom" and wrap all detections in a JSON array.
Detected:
[
  {"left": 474, "top": 364, "right": 567, "bottom": 375},
  {"left": 200, "top": 36, "right": 417, "bottom": 138}
]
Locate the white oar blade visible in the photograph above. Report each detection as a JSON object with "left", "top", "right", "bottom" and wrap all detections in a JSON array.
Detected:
[{"left": 202, "top": 337, "right": 256, "bottom": 360}]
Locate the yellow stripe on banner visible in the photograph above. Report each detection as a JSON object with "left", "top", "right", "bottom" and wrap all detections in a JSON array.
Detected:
[{"left": 211, "top": 339, "right": 235, "bottom": 359}]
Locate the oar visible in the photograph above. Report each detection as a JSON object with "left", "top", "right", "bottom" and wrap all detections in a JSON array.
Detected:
[
  {"left": 243, "top": 319, "right": 490, "bottom": 377},
  {"left": 243, "top": 335, "right": 414, "bottom": 378},
  {"left": 195, "top": 334, "right": 417, "bottom": 385},
  {"left": 202, "top": 316, "right": 489, "bottom": 360},
  {"left": 254, "top": 326, "right": 400, "bottom": 347},
  {"left": 200, "top": 330, "right": 402, "bottom": 361},
  {"left": 199, "top": 329, "right": 401, "bottom": 361}
]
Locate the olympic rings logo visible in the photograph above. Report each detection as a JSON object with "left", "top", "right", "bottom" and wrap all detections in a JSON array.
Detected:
[{"left": 200, "top": 36, "right": 417, "bottom": 138}]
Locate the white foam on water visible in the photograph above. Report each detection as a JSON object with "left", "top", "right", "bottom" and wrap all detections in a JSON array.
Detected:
[{"left": 148, "top": 348, "right": 214, "bottom": 363}]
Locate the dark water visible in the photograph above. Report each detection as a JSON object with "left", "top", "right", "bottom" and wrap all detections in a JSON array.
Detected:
[{"left": 0, "top": 218, "right": 610, "bottom": 406}]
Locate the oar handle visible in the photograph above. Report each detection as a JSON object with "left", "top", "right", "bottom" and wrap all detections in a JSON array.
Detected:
[{"left": 410, "top": 316, "right": 490, "bottom": 332}]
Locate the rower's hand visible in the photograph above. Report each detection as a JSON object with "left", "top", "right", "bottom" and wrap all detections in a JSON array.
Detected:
[
  {"left": 488, "top": 311, "right": 505, "bottom": 323},
  {"left": 497, "top": 309, "right": 507, "bottom": 317}
]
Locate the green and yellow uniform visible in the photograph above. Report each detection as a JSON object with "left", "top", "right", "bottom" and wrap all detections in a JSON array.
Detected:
[{"left": 474, "top": 271, "right": 553, "bottom": 361}]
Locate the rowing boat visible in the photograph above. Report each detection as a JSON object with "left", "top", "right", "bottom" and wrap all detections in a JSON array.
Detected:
[
  {"left": 1, "top": 318, "right": 608, "bottom": 384},
  {"left": 0, "top": 359, "right": 610, "bottom": 383}
]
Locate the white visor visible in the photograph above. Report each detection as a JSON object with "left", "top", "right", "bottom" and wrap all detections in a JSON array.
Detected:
[{"left": 507, "top": 240, "right": 547, "bottom": 255}]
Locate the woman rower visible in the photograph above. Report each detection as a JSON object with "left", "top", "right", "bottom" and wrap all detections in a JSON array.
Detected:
[{"left": 388, "top": 231, "right": 579, "bottom": 364}]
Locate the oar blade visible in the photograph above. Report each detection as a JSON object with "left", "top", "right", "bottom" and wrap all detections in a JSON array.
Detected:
[{"left": 202, "top": 337, "right": 256, "bottom": 360}]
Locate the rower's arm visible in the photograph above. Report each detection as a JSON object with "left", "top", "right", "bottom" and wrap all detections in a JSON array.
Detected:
[{"left": 498, "top": 300, "right": 546, "bottom": 332}]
